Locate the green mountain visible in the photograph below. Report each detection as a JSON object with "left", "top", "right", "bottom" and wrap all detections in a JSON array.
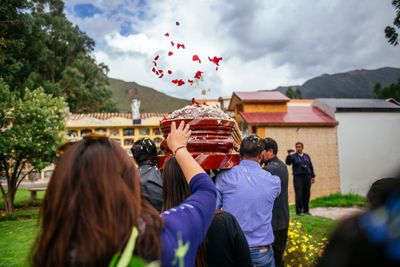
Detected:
[
  {"left": 271, "top": 67, "right": 400, "bottom": 98},
  {"left": 108, "top": 78, "right": 190, "bottom": 113}
]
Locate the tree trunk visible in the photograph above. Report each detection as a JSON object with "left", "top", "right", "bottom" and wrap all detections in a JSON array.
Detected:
[{"left": 4, "top": 193, "right": 15, "bottom": 214}]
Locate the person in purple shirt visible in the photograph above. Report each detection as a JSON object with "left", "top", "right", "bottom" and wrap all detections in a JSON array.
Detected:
[
  {"left": 32, "top": 121, "right": 216, "bottom": 267},
  {"left": 216, "top": 135, "right": 281, "bottom": 267}
]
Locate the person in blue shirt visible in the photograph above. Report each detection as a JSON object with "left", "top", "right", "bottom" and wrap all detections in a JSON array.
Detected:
[
  {"left": 216, "top": 135, "right": 281, "bottom": 267},
  {"left": 285, "top": 142, "right": 316, "bottom": 216}
]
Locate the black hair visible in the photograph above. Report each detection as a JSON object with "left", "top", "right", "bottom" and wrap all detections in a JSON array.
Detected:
[
  {"left": 264, "top": 137, "right": 278, "bottom": 155},
  {"left": 295, "top": 142, "right": 304, "bottom": 148},
  {"left": 367, "top": 177, "right": 400, "bottom": 209},
  {"left": 131, "top": 138, "right": 157, "bottom": 163},
  {"left": 239, "top": 135, "right": 265, "bottom": 158}
]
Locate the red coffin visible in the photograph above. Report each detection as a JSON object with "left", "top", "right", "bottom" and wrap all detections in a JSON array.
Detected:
[{"left": 157, "top": 104, "right": 242, "bottom": 170}]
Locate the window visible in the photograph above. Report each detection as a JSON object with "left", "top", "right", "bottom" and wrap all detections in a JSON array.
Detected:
[
  {"left": 67, "top": 130, "right": 78, "bottom": 139},
  {"left": 44, "top": 170, "right": 53, "bottom": 179},
  {"left": 111, "top": 139, "right": 121, "bottom": 144},
  {"left": 80, "top": 129, "right": 93, "bottom": 137},
  {"left": 153, "top": 137, "right": 163, "bottom": 144},
  {"left": 110, "top": 128, "right": 120, "bottom": 137},
  {"left": 124, "top": 138, "right": 135, "bottom": 146},
  {"left": 153, "top": 128, "right": 162, "bottom": 135},
  {"left": 95, "top": 128, "right": 107, "bottom": 134},
  {"left": 123, "top": 128, "right": 135, "bottom": 136},
  {"left": 139, "top": 128, "right": 150, "bottom": 135}
]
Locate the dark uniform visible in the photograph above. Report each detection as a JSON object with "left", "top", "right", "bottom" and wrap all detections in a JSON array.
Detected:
[
  {"left": 264, "top": 156, "right": 289, "bottom": 267},
  {"left": 286, "top": 153, "right": 315, "bottom": 215}
]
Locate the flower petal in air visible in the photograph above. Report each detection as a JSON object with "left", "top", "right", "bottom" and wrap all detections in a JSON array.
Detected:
[
  {"left": 192, "top": 55, "right": 201, "bottom": 63},
  {"left": 164, "top": 33, "right": 169, "bottom": 37},
  {"left": 177, "top": 43, "right": 185, "bottom": 49},
  {"left": 154, "top": 55, "right": 159, "bottom": 61},
  {"left": 168, "top": 70, "right": 173, "bottom": 75},
  {"left": 168, "top": 51, "right": 174, "bottom": 56}
]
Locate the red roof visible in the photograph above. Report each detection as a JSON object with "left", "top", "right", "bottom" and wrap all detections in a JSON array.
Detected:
[
  {"left": 69, "top": 112, "right": 166, "bottom": 120},
  {"left": 240, "top": 106, "right": 337, "bottom": 126}
]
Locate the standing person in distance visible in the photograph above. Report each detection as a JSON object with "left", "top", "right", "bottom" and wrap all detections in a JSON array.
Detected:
[
  {"left": 132, "top": 138, "right": 163, "bottom": 212},
  {"left": 286, "top": 142, "right": 316, "bottom": 216},
  {"left": 262, "top": 137, "right": 290, "bottom": 267}
]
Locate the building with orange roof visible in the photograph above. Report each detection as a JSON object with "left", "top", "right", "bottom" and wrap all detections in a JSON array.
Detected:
[{"left": 228, "top": 91, "right": 340, "bottom": 201}]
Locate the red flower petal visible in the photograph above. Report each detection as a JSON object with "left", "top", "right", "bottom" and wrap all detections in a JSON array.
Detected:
[
  {"left": 177, "top": 43, "right": 185, "bottom": 49},
  {"left": 192, "top": 55, "right": 201, "bottom": 63},
  {"left": 176, "top": 21, "right": 180, "bottom": 26},
  {"left": 168, "top": 70, "right": 172, "bottom": 75},
  {"left": 194, "top": 70, "right": 203, "bottom": 79},
  {"left": 208, "top": 56, "right": 223, "bottom": 66},
  {"left": 168, "top": 51, "right": 174, "bottom": 56},
  {"left": 154, "top": 55, "right": 159, "bottom": 61},
  {"left": 153, "top": 61, "right": 157, "bottom": 66},
  {"left": 159, "top": 73, "right": 164, "bottom": 78},
  {"left": 158, "top": 69, "right": 163, "bottom": 73},
  {"left": 164, "top": 33, "right": 169, "bottom": 37},
  {"left": 192, "top": 98, "right": 195, "bottom": 104},
  {"left": 188, "top": 79, "right": 194, "bottom": 85},
  {"left": 171, "top": 41, "right": 175, "bottom": 46},
  {"left": 152, "top": 67, "right": 156, "bottom": 73},
  {"left": 172, "top": 79, "right": 184, "bottom": 86},
  {"left": 155, "top": 70, "right": 159, "bottom": 75}
]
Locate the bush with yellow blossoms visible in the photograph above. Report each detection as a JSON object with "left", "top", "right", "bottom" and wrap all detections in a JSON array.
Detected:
[{"left": 283, "top": 221, "right": 328, "bottom": 267}]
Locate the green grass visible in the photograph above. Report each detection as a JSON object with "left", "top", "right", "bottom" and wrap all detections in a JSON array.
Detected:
[
  {"left": 289, "top": 205, "right": 337, "bottom": 239},
  {"left": 0, "top": 210, "right": 39, "bottom": 267},
  {"left": 310, "top": 193, "right": 367, "bottom": 208},
  {"left": 0, "top": 189, "right": 45, "bottom": 210}
]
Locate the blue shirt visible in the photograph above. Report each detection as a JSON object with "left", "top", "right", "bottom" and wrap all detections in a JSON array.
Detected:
[{"left": 216, "top": 160, "right": 281, "bottom": 247}]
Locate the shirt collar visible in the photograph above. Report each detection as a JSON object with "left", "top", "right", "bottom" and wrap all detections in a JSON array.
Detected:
[{"left": 239, "top": 159, "right": 261, "bottom": 168}]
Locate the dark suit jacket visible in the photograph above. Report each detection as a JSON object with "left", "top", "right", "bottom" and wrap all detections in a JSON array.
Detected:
[
  {"left": 264, "top": 156, "right": 290, "bottom": 230},
  {"left": 285, "top": 153, "right": 315, "bottom": 178}
]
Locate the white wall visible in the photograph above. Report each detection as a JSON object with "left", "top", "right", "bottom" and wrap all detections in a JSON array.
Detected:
[{"left": 336, "top": 112, "right": 400, "bottom": 195}]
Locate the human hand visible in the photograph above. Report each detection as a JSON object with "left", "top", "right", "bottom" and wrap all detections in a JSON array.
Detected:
[{"left": 167, "top": 121, "right": 192, "bottom": 153}]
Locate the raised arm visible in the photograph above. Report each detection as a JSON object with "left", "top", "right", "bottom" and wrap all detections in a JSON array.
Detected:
[
  {"left": 285, "top": 154, "right": 293, "bottom": 165},
  {"left": 167, "top": 121, "right": 205, "bottom": 182}
]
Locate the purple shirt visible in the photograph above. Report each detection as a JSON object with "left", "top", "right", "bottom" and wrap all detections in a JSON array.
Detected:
[
  {"left": 216, "top": 160, "right": 281, "bottom": 247},
  {"left": 160, "top": 173, "right": 216, "bottom": 267}
]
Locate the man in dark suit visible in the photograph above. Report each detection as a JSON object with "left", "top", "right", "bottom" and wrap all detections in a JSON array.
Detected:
[
  {"left": 262, "top": 137, "right": 289, "bottom": 267},
  {"left": 286, "top": 142, "right": 316, "bottom": 216}
]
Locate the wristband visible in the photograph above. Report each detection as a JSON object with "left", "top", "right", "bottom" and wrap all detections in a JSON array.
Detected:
[{"left": 173, "top": 146, "right": 186, "bottom": 156}]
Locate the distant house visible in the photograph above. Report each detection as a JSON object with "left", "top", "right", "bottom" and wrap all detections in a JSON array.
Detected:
[
  {"left": 228, "top": 91, "right": 340, "bottom": 201},
  {"left": 313, "top": 99, "right": 400, "bottom": 195}
]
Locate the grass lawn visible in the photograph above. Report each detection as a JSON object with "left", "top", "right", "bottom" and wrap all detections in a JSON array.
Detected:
[
  {"left": 309, "top": 193, "right": 367, "bottom": 208},
  {"left": 0, "top": 210, "right": 39, "bottom": 267}
]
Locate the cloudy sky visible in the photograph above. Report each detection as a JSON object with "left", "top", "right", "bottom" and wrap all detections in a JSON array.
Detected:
[{"left": 64, "top": 0, "right": 400, "bottom": 99}]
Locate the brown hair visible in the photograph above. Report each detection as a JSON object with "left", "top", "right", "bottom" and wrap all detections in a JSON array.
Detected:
[
  {"left": 162, "top": 157, "right": 208, "bottom": 267},
  {"left": 32, "top": 137, "right": 163, "bottom": 267}
]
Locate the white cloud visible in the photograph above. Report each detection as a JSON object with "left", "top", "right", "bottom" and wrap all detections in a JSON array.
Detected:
[{"left": 66, "top": 0, "right": 400, "bottom": 99}]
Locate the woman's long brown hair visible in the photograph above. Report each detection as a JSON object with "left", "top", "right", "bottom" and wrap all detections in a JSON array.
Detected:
[
  {"left": 162, "top": 157, "right": 208, "bottom": 267},
  {"left": 31, "top": 137, "right": 163, "bottom": 267}
]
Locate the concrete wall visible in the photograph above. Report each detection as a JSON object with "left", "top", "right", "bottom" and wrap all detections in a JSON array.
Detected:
[
  {"left": 264, "top": 127, "right": 340, "bottom": 203},
  {"left": 336, "top": 112, "right": 400, "bottom": 195}
]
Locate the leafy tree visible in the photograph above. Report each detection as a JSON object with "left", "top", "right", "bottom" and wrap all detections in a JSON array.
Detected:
[
  {"left": 286, "top": 86, "right": 303, "bottom": 99},
  {"left": 374, "top": 80, "right": 400, "bottom": 101},
  {"left": 0, "top": 81, "right": 66, "bottom": 214},
  {"left": 294, "top": 87, "right": 303, "bottom": 99},
  {"left": 385, "top": 0, "right": 400, "bottom": 46},
  {"left": 286, "top": 86, "right": 294, "bottom": 98},
  {"left": 0, "top": 0, "right": 117, "bottom": 112}
]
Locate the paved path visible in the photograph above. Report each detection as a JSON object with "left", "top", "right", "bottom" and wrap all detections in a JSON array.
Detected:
[{"left": 309, "top": 207, "right": 365, "bottom": 220}]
